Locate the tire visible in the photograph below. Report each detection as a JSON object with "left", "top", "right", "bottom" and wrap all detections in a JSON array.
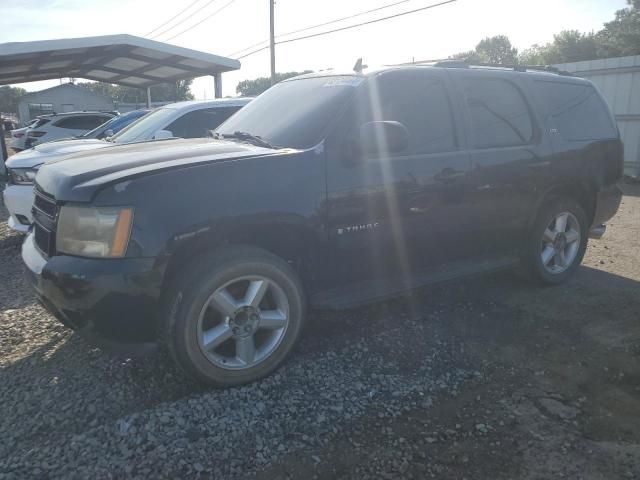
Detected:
[
  {"left": 162, "top": 246, "right": 306, "bottom": 387},
  {"left": 521, "top": 197, "right": 589, "bottom": 285}
]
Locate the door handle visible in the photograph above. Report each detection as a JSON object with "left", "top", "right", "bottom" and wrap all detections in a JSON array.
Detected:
[{"left": 434, "top": 168, "right": 465, "bottom": 183}]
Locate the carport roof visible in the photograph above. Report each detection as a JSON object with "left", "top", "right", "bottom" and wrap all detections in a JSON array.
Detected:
[{"left": 0, "top": 34, "right": 240, "bottom": 88}]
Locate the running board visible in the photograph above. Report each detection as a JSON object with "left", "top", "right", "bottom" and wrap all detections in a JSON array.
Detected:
[{"left": 310, "top": 255, "right": 519, "bottom": 310}]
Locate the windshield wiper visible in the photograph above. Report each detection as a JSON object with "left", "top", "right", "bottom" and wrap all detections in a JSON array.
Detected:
[{"left": 213, "top": 131, "right": 277, "bottom": 149}]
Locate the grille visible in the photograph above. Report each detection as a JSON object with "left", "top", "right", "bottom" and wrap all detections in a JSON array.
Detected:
[
  {"left": 34, "top": 191, "right": 57, "bottom": 217},
  {"left": 34, "top": 223, "right": 53, "bottom": 256},
  {"left": 32, "top": 189, "right": 57, "bottom": 257}
]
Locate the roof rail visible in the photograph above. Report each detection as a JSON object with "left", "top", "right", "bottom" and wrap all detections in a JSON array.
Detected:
[{"left": 432, "top": 60, "right": 572, "bottom": 76}]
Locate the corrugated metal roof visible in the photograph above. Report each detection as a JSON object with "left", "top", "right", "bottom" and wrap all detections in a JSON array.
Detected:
[{"left": 0, "top": 34, "right": 240, "bottom": 88}]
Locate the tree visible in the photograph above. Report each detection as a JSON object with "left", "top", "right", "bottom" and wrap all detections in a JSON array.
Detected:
[
  {"left": 546, "top": 30, "right": 600, "bottom": 63},
  {"left": 0, "top": 85, "right": 27, "bottom": 114},
  {"left": 518, "top": 44, "right": 549, "bottom": 65},
  {"left": 236, "top": 71, "right": 312, "bottom": 97},
  {"left": 475, "top": 35, "right": 518, "bottom": 64},
  {"left": 450, "top": 35, "right": 518, "bottom": 64},
  {"left": 598, "top": 0, "right": 640, "bottom": 57}
]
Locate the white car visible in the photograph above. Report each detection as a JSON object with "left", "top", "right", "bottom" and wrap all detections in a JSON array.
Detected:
[
  {"left": 3, "top": 98, "right": 251, "bottom": 233},
  {"left": 22, "top": 111, "right": 115, "bottom": 149},
  {"left": 9, "top": 118, "right": 40, "bottom": 151}
]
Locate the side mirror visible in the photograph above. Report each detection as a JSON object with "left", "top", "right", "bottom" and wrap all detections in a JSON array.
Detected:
[
  {"left": 358, "top": 121, "right": 409, "bottom": 158},
  {"left": 153, "top": 129, "right": 173, "bottom": 140},
  {"left": 103, "top": 129, "right": 114, "bottom": 138}
]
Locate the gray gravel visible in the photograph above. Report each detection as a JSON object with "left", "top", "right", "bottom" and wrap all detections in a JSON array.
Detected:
[{"left": 0, "top": 190, "right": 479, "bottom": 479}]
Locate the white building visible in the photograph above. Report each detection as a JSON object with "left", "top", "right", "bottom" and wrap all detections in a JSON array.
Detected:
[
  {"left": 17, "top": 83, "right": 114, "bottom": 123},
  {"left": 555, "top": 55, "right": 640, "bottom": 177}
]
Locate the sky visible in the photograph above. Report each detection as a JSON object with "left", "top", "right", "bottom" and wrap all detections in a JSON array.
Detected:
[{"left": 0, "top": 0, "right": 628, "bottom": 98}]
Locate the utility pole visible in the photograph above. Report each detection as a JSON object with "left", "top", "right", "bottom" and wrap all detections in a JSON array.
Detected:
[{"left": 269, "top": 0, "right": 276, "bottom": 85}]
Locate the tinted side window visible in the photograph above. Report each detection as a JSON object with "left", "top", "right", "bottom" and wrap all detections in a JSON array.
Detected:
[
  {"left": 535, "top": 81, "right": 617, "bottom": 141},
  {"left": 54, "top": 115, "right": 109, "bottom": 130},
  {"left": 359, "top": 72, "right": 457, "bottom": 155},
  {"left": 32, "top": 118, "right": 50, "bottom": 128},
  {"left": 462, "top": 78, "right": 534, "bottom": 149},
  {"left": 52, "top": 117, "right": 79, "bottom": 129},
  {"left": 166, "top": 108, "right": 240, "bottom": 138}
]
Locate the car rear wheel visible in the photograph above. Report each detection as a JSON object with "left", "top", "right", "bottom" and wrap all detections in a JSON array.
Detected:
[
  {"left": 522, "top": 197, "right": 588, "bottom": 285},
  {"left": 163, "top": 246, "right": 306, "bottom": 387}
]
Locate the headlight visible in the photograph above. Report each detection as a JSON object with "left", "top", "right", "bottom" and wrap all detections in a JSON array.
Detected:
[
  {"left": 9, "top": 167, "right": 39, "bottom": 185},
  {"left": 56, "top": 205, "right": 134, "bottom": 258}
]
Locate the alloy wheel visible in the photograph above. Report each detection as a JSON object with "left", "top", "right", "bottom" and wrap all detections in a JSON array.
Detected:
[
  {"left": 196, "top": 275, "right": 290, "bottom": 369},
  {"left": 540, "top": 211, "right": 581, "bottom": 274}
]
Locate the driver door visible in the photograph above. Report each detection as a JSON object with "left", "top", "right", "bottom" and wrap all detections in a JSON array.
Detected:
[{"left": 324, "top": 69, "right": 473, "bottom": 290}]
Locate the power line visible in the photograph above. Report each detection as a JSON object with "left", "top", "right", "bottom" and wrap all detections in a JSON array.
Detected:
[
  {"left": 163, "top": 0, "right": 239, "bottom": 42},
  {"left": 144, "top": 0, "right": 204, "bottom": 37},
  {"left": 236, "top": 0, "right": 457, "bottom": 60},
  {"left": 150, "top": 0, "right": 220, "bottom": 40},
  {"left": 229, "top": 0, "right": 416, "bottom": 58}
]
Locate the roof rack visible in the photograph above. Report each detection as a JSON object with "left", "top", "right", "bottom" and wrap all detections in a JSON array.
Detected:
[{"left": 431, "top": 60, "right": 572, "bottom": 76}]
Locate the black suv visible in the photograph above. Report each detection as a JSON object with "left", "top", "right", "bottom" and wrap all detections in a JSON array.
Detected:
[{"left": 23, "top": 64, "right": 623, "bottom": 386}]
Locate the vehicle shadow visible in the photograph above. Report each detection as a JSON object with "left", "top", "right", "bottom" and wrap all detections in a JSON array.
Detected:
[
  {"left": 620, "top": 180, "right": 640, "bottom": 197},
  {"left": 2, "top": 263, "right": 638, "bottom": 460}
]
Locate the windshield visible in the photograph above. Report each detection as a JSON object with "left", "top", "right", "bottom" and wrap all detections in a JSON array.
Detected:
[
  {"left": 110, "top": 107, "right": 177, "bottom": 143},
  {"left": 215, "top": 76, "right": 362, "bottom": 149}
]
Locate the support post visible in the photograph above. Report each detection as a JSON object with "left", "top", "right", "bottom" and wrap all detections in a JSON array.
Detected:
[
  {"left": 213, "top": 73, "right": 222, "bottom": 98},
  {"left": 0, "top": 121, "right": 7, "bottom": 177},
  {"left": 146, "top": 87, "right": 152, "bottom": 108},
  {"left": 269, "top": 0, "right": 276, "bottom": 85}
]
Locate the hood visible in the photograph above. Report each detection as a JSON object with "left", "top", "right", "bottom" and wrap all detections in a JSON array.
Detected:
[
  {"left": 36, "top": 138, "right": 290, "bottom": 202},
  {"left": 6, "top": 139, "right": 110, "bottom": 168}
]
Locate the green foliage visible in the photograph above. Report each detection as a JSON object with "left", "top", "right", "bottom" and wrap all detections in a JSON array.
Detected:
[
  {"left": 450, "top": 35, "right": 517, "bottom": 64},
  {"left": 476, "top": 35, "right": 518, "bottom": 64},
  {"left": 77, "top": 79, "right": 194, "bottom": 104},
  {"left": 0, "top": 85, "right": 27, "bottom": 114},
  {"left": 598, "top": 0, "right": 640, "bottom": 57},
  {"left": 452, "top": 1, "right": 640, "bottom": 66},
  {"left": 517, "top": 44, "right": 548, "bottom": 65},
  {"left": 236, "top": 71, "right": 312, "bottom": 97},
  {"left": 532, "top": 30, "right": 600, "bottom": 64}
]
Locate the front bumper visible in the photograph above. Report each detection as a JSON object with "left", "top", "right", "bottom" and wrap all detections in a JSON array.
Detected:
[
  {"left": 22, "top": 233, "right": 165, "bottom": 345},
  {"left": 3, "top": 183, "right": 35, "bottom": 232}
]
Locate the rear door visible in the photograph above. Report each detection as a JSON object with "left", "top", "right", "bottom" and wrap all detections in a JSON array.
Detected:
[
  {"left": 325, "top": 69, "right": 473, "bottom": 287},
  {"left": 450, "top": 70, "right": 553, "bottom": 257}
]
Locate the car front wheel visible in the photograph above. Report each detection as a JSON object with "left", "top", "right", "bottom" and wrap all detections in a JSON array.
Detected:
[{"left": 163, "top": 246, "right": 306, "bottom": 387}]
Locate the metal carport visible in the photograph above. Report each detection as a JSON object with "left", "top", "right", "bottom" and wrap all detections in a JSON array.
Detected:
[
  {"left": 0, "top": 33, "right": 240, "bottom": 168},
  {"left": 0, "top": 34, "right": 240, "bottom": 103}
]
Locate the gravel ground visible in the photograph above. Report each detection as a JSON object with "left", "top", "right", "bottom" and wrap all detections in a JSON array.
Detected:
[{"left": 0, "top": 182, "right": 639, "bottom": 479}]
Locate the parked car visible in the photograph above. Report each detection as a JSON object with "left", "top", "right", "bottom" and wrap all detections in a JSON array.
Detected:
[
  {"left": 3, "top": 99, "right": 250, "bottom": 232},
  {"left": 23, "top": 65, "right": 622, "bottom": 387},
  {"left": 74, "top": 108, "right": 149, "bottom": 140},
  {"left": 9, "top": 118, "right": 41, "bottom": 151},
  {"left": 23, "top": 111, "right": 115, "bottom": 149}
]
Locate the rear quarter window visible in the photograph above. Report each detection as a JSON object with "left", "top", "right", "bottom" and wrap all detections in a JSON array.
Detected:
[
  {"left": 32, "top": 118, "right": 50, "bottom": 128},
  {"left": 535, "top": 80, "right": 617, "bottom": 141},
  {"left": 461, "top": 77, "right": 534, "bottom": 149}
]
